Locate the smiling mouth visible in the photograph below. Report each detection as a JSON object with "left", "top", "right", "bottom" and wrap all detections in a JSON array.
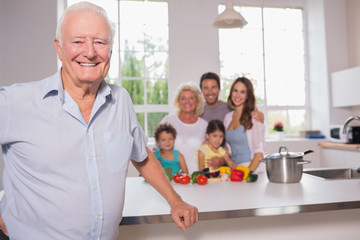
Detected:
[{"left": 79, "top": 62, "right": 99, "bottom": 67}]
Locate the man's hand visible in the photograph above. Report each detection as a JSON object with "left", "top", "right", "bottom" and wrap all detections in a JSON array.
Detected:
[
  {"left": 252, "top": 108, "right": 264, "bottom": 124},
  {"left": 0, "top": 215, "right": 8, "bottom": 236},
  {"left": 206, "top": 156, "right": 225, "bottom": 169},
  {"left": 170, "top": 200, "right": 198, "bottom": 232}
]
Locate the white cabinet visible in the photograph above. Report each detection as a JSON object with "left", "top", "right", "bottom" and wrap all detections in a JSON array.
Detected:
[
  {"left": 320, "top": 147, "right": 360, "bottom": 168},
  {"left": 331, "top": 66, "right": 360, "bottom": 107}
]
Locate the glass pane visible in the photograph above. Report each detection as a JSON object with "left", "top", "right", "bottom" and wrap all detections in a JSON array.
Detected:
[
  {"left": 265, "top": 54, "right": 305, "bottom": 80},
  {"left": 252, "top": 78, "right": 265, "bottom": 106},
  {"left": 136, "top": 112, "right": 145, "bottom": 131},
  {"left": 267, "top": 110, "right": 287, "bottom": 133},
  {"left": 266, "top": 77, "right": 305, "bottom": 106},
  {"left": 240, "top": 7, "right": 262, "bottom": 29},
  {"left": 108, "top": 46, "right": 120, "bottom": 79},
  {"left": 147, "top": 79, "right": 168, "bottom": 104},
  {"left": 144, "top": 52, "right": 169, "bottom": 79},
  {"left": 147, "top": 112, "right": 168, "bottom": 138},
  {"left": 120, "top": 1, "right": 146, "bottom": 52},
  {"left": 264, "top": 8, "right": 303, "bottom": 31},
  {"left": 121, "top": 51, "right": 145, "bottom": 78},
  {"left": 122, "top": 80, "right": 144, "bottom": 104},
  {"left": 143, "top": 2, "right": 168, "bottom": 52},
  {"left": 220, "top": 79, "right": 232, "bottom": 102},
  {"left": 288, "top": 109, "right": 306, "bottom": 134}
]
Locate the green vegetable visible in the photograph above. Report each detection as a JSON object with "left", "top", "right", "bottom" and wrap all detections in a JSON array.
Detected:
[
  {"left": 163, "top": 167, "right": 173, "bottom": 182},
  {"left": 191, "top": 171, "right": 205, "bottom": 184},
  {"left": 246, "top": 171, "right": 258, "bottom": 183}
]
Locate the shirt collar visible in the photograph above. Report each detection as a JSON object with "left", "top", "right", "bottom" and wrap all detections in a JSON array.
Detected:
[{"left": 40, "top": 69, "right": 113, "bottom": 102}]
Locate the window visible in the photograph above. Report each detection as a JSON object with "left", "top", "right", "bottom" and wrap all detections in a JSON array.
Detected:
[
  {"left": 67, "top": 0, "right": 169, "bottom": 138},
  {"left": 218, "top": 5, "right": 308, "bottom": 137}
]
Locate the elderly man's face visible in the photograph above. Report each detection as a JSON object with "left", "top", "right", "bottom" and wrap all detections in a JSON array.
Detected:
[{"left": 55, "top": 10, "right": 112, "bottom": 85}]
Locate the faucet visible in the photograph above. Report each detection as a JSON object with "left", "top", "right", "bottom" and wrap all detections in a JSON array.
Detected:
[{"left": 343, "top": 116, "right": 360, "bottom": 134}]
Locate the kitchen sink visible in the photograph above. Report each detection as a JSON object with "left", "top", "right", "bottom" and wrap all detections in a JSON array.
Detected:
[{"left": 303, "top": 168, "right": 360, "bottom": 180}]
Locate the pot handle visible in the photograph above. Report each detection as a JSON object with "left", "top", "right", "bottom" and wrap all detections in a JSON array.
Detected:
[
  {"left": 303, "top": 150, "right": 314, "bottom": 155},
  {"left": 279, "top": 146, "right": 289, "bottom": 156},
  {"left": 260, "top": 158, "right": 267, "bottom": 163},
  {"left": 297, "top": 160, "right": 311, "bottom": 165}
]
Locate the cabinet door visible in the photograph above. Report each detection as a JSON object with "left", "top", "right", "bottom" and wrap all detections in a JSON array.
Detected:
[
  {"left": 320, "top": 148, "right": 360, "bottom": 168},
  {"left": 344, "top": 150, "right": 360, "bottom": 168}
]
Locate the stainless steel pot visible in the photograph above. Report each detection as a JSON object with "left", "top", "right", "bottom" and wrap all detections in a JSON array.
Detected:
[{"left": 260, "top": 146, "right": 312, "bottom": 183}]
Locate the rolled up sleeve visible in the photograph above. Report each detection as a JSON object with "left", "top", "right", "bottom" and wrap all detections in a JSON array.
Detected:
[
  {"left": 248, "top": 120, "right": 265, "bottom": 156},
  {"left": 0, "top": 89, "right": 9, "bottom": 144}
]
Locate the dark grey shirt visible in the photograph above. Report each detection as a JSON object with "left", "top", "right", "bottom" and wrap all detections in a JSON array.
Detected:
[{"left": 200, "top": 100, "right": 232, "bottom": 122}]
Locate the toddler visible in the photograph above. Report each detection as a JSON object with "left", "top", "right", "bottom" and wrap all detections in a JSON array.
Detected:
[
  {"left": 154, "top": 123, "right": 188, "bottom": 175},
  {"left": 197, "top": 120, "right": 237, "bottom": 172}
]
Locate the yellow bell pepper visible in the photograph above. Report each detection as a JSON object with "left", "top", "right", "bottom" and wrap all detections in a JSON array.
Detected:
[
  {"left": 218, "top": 166, "right": 231, "bottom": 175},
  {"left": 236, "top": 166, "right": 250, "bottom": 180}
]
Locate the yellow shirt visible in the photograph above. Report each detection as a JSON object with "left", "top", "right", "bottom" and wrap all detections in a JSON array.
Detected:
[{"left": 197, "top": 144, "right": 226, "bottom": 172}]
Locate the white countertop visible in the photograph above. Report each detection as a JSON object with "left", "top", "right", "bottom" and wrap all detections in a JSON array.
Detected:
[{"left": 122, "top": 172, "right": 360, "bottom": 224}]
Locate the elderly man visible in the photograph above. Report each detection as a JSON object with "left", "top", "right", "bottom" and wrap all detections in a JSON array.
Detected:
[{"left": 0, "top": 2, "right": 197, "bottom": 239}]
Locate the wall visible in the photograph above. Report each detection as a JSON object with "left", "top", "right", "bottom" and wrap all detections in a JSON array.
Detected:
[
  {"left": 347, "top": 0, "right": 360, "bottom": 67},
  {"left": 168, "top": 0, "right": 220, "bottom": 103},
  {"left": 347, "top": 0, "right": 360, "bottom": 117},
  {"left": 0, "top": 0, "right": 58, "bottom": 86},
  {"left": 307, "top": 0, "right": 352, "bottom": 133}
]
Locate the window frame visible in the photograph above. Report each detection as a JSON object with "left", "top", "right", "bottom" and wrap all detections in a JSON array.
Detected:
[{"left": 218, "top": 1, "right": 310, "bottom": 137}]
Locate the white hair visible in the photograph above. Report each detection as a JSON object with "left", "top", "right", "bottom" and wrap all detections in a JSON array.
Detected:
[{"left": 55, "top": 1, "right": 115, "bottom": 47}]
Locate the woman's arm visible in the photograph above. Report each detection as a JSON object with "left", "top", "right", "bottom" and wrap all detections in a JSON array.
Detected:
[
  {"left": 251, "top": 107, "right": 264, "bottom": 124},
  {"left": 248, "top": 152, "right": 263, "bottom": 171},
  {"left": 223, "top": 152, "right": 237, "bottom": 170},
  {"left": 178, "top": 152, "right": 188, "bottom": 174}
]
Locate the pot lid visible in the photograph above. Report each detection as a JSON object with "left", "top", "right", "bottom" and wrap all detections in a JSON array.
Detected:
[{"left": 264, "top": 146, "right": 304, "bottom": 159}]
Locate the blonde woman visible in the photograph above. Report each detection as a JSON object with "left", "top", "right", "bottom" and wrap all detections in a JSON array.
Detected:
[{"left": 160, "top": 82, "right": 208, "bottom": 174}]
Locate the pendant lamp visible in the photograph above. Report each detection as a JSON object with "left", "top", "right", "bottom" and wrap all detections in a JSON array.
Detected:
[{"left": 212, "top": 0, "right": 247, "bottom": 29}]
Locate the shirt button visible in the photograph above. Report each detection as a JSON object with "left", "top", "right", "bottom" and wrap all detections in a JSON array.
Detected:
[
  {"left": 93, "top": 184, "right": 97, "bottom": 190},
  {"left": 96, "top": 215, "right": 99, "bottom": 220},
  {"left": 89, "top": 156, "right": 93, "bottom": 160}
]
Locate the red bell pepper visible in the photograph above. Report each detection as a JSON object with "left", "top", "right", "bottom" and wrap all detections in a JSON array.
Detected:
[{"left": 230, "top": 169, "right": 244, "bottom": 182}]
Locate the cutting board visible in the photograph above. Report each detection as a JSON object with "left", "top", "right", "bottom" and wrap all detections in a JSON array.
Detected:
[{"left": 318, "top": 142, "right": 360, "bottom": 150}]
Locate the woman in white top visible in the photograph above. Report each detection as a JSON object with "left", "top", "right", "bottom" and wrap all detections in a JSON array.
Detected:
[
  {"left": 223, "top": 77, "right": 265, "bottom": 172},
  {"left": 161, "top": 82, "right": 208, "bottom": 174}
]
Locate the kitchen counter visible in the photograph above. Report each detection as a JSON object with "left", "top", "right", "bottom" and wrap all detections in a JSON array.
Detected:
[
  {"left": 318, "top": 141, "right": 360, "bottom": 150},
  {"left": 119, "top": 172, "right": 360, "bottom": 239},
  {"left": 121, "top": 172, "right": 360, "bottom": 225}
]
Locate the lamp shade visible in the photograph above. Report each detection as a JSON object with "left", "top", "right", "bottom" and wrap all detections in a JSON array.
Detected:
[{"left": 213, "top": 0, "right": 247, "bottom": 29}]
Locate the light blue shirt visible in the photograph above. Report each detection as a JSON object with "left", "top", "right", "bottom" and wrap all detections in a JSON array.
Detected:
[
  {"left": 226, "top": 125, "right": 252, "bottom": 164},
  {"left": 0, "top": 70, "right": 148, "bottom": 240}
]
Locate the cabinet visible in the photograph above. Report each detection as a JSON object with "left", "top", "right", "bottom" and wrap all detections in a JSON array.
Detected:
[
  {"left": 331, "top": 66, "right": 360, "bottom": 107},
  {"left": 320, "top": 147, "right": 360, "bottom": 168}
]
